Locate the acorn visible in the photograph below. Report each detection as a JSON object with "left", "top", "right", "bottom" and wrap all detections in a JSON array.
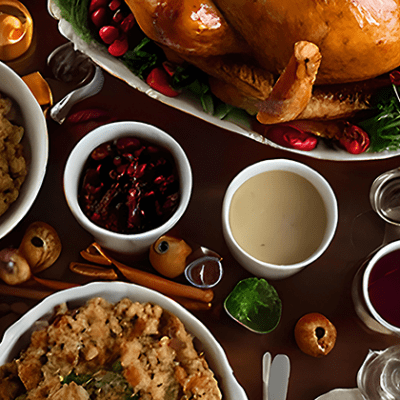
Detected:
[
  {"left": 149, "top": 235, "right": 192, "bottom": 278},
  {"left": 18, "top": 222, "right": 62, "bottom": 274}
]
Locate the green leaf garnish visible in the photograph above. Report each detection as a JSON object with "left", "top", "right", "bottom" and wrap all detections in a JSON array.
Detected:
[
  {"left": 224, "top": 277, "right": 282, "bottom": 334},
  {"left": 121, "top": 37, "right": 165, "bottom": 80},
  {"left": 359, "top": 85, "right": 400, "bottom": 152}
]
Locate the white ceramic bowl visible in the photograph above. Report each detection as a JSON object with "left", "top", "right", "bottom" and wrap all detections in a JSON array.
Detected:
[
  {"left": 362, "top": 239, "right": 400, "bottom": 336},
  {"left": 0, "top": 62, "right": 48, "bottom": 239},
  {"left": 0, "top": 281, "right": 248, "bottom": 400},
  {"left": 64, "top": 121, "right": 192, "bottom": 256},
  {"left": 222, "top": 159, "right": 338, "bottom": 279}
]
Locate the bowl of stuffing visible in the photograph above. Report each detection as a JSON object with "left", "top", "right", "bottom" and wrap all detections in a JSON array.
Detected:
[
  {"left": 0, "top": 62, "right": 48, "bottom": 239},
  {"left": 0, "top": 281, "right": 248, "bottom": 399}
]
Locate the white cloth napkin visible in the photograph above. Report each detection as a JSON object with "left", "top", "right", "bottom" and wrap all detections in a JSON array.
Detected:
[{"left": 315, "top": 388, "right": 365, "bottom": 399}]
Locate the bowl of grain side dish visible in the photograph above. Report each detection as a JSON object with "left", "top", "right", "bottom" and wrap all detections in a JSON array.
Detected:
[
  {"left": 0, "top": 281, "right": 248, "bottom": 399},
  {"left": 222, "top": 158, "right": 338, "bottom": 280},
  {"left": 0, "top": 62, "right": 49, "bottom": 240},
  {"left": 64, "top": 121, "right": 192, "bottom": 256}
]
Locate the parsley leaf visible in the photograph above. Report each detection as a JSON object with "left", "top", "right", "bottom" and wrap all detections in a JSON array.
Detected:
[{"left": 359, "top": 86, "right": 400, "bottom": 152}]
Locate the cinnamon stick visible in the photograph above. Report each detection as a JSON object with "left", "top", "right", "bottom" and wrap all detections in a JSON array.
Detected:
[
  {"left": 69, "top": 262, "right": 118, "bottom": 280},
  {"left": 32, "top": 276, "right": 80, "bottom": 290},
  {"left": 0, "top": 283, "right": 53, "bottom": 300},
  {"left": 91, "top": 243, "right": 214, "bottom": 304}
]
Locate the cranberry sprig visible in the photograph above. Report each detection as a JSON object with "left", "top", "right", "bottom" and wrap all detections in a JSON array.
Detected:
[{"left": 89, "top": 0, "right": 135, "bottom": 57}]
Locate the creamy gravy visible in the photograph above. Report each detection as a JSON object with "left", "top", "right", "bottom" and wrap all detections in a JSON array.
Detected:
[{"left": 229, "top": 170, "right": 327, "bottom": 265}]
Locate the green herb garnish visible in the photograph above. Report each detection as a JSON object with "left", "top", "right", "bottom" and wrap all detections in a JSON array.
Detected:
[
  {"left": 224, "top": 277, "right": 282, "bottom": 334},
  {"left": 121, "top": 37, "right": 165, "bottom": 80},
  {"left": 62, "top": 371, "right": 92, "bottom": 385},
  {"left": 62, "top": 365, "right": 139, "bottom": 398},
  {"left": 359, "top": 85, "right": 400, "bottom": 152}
]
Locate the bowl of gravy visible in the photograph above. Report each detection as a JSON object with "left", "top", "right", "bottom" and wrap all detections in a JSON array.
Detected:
[{"left": 222, "top": 159, "right": 338, "bottom": 279}]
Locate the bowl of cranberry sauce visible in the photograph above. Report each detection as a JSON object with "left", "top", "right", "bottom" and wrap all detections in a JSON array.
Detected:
[
  {"left": 362, "top": 239, "right": 400, "bottom": 336},
  {"left": 64, "top": 122, "right": 192, "bottom": 256}
]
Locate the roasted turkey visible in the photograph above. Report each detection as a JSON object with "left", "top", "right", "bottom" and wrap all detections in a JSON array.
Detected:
[{"left": 124, "top": 0, "right": 397, "bottom": 125}]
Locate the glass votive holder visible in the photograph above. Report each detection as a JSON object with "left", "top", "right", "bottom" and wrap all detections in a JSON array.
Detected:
[
  {"left": 0, "top": 1, "right": 33, "bottom": 62},
  {"left": 370, "top": 167, "right": 400, "bottom": 226}
]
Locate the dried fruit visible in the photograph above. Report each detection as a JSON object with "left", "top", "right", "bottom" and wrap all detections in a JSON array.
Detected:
[
  {"left": 294, "top": 313, "right": 337, "bottom": 357},
  {"left": 18, "top": 222, "right": 62, "bottom": 274},
  {"left": 0, "top": 248, "right": 31, "bottom": 285},
  {"left": 149, "top": 235, "right": 192, "bottom": 278}
]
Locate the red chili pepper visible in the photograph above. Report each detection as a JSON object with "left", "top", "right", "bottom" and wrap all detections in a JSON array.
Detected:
[
  {"left": 265, "top": 124, "right": 318, "bottom": 151},
  {"left": 146, "top": 67, "right": 180, "bottom": 97},
  {"left": 390, "top": 70, "right": 400, "bottom": 86},
  {"left": 339, "top": 124, "right": 370, "bottom": 154},
  {"left": 66, "top": 109, "right": 111, "bottom": 124}
]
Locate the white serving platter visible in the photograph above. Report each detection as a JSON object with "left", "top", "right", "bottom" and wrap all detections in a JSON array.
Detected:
[{"left": 48, "top": 0, "right": 400, "bottom": 161}]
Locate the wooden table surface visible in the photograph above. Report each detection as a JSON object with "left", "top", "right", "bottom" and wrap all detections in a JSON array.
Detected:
[{"left": 1, "top": 2, "right": 400, "bottom": 399}]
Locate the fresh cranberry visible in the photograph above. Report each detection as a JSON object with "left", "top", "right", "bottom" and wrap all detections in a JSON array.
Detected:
[
  {"left": 89, "top": 0, "right": 107, "bottom": 13},
  {"left": 120, "top": 14, "right": 135, "bottom": 32},
  {"left": 109, "top": 0, "right": 122, "bottom": 11},
  {"left": 91, "top": 8, "right": 107, "bottom": 28},
  {"left": 99, "top": 25, "right": 120, "bottom": 44},
  {"left": 112, "top": 9, "right": 124, "bottom": 24},
  {"left": 108, "top": 36, "right": 129, "bottom": 57}
]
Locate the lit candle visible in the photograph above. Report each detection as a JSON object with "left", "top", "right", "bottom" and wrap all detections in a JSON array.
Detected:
[{"left": 0, "top": 1, "right": 33, "bottom": 61}]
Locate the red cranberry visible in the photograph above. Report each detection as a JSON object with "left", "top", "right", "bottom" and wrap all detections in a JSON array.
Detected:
[
  {"left": 120, "top": 14, "right": 135, "bottom": 32},
  {"left": 91, "top": 8, "right": 107, "bottom": 28},
  {"left": 109, "top": 0, "right": 122, "bottom": 11},
  {"left": 113, "top": 9, "right": 124, "bottom": 24},
  {"left": 99, "top": 25, "right": 120, "bottom": 44},
  {"left": 108, "top": 36, "right": 129, "bottom": 57},
  {"left": 89, "top": 0, "right": 107, "bottom": 13}
]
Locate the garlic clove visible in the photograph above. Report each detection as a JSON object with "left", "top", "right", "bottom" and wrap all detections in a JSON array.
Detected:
[
  {"left": 0, "top": 248, "right": 31, "bottom": 285},
  {"left": 18, "top": 222, "right": 62, "bottom": 274},
  {"left": 149, "top": 235, "right": 192, "bottom": 278}
]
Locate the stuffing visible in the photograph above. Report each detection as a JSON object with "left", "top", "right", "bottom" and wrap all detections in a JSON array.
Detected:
[
  {"left": 0, "top": 93, "right": 26, "bottom": 217},
  {"left": 0, "top": 297, "right": 222, "bottom": 400}
]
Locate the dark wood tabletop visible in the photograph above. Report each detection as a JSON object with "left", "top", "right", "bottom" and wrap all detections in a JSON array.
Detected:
[{"left": 1, "top": 2, "right": 400, "bottom": 399}]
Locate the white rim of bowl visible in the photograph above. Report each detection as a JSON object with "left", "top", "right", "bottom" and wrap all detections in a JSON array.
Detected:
[
  {"left": 0, "top": 281, "right": 249, "bottom": 400},
  {"left": 222, "top": 158, "right": 338, "bottom": 271},
  {"left": 362, "top": 239, "right": 400, "bottom": 334},
  {"left": 63, "top": 121, "right": 192, "bottom": 240},
  {"left": 0, "top": 62, "right": 49, "bottom": 239}
]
